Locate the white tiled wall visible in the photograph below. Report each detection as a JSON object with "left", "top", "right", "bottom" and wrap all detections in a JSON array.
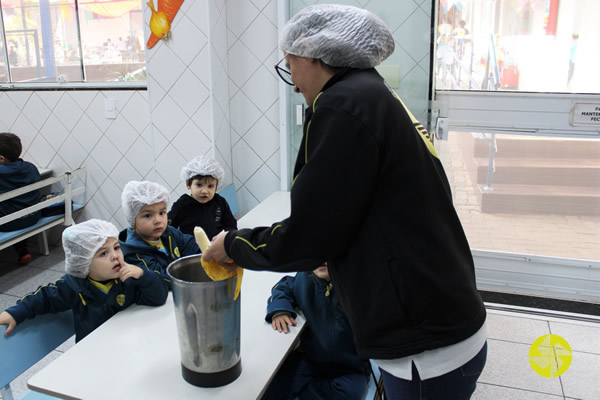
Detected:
[
  {"left": 0, "top": 0, "right": 429, "bottom": 240},
  {"left": 0, "top": 89, "right": 152, "bottom": 234},
  {"left": 225, "top": 0, "right": 281, "bottom": 214},
  {"left": 143, "top": 0, "right": 281, "bottom": 216}
]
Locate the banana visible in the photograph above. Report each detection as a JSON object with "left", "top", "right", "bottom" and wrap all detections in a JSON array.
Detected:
[{"left": 194, "top": 226, "right": 243, "bottom": 300}]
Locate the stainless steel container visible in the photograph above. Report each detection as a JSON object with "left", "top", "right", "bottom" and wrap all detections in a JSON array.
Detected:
[{"left": 167, "top": 255, "right": 241, "bottom": 387}]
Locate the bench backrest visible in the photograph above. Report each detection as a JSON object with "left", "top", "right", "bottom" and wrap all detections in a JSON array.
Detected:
[
  {"left": 218, "top": 184, "right": 239, "bottom": 217},
  {"left": 0, "top": 311, "right": 74, "bottom": 389},
  {"left": 0, "top": 167, "right": 86, "bottom": 227}
]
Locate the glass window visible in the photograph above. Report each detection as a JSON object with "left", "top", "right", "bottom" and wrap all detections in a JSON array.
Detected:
[
  {"left": 436, "top": 0, "right": 600, "bottom": 94},
  {"left": 0, "top": 0, "right": 145, "bottom": 84},
  {"left": 436, "top": 131, "right": 599, "bottom": 261}
]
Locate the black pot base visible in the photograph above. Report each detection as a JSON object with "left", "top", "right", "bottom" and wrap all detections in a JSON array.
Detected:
[{"left": 181, "top": 360, "right": 242, "bottom": 387}]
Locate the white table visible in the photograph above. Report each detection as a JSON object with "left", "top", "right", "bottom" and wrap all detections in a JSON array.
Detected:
[{"left": 28, "top": 191, "right": 301, "bottom": 400}]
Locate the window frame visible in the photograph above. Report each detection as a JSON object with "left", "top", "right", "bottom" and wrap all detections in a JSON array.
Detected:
[{"left": 0, "top": 0, "right": 147, "bottom": 89}]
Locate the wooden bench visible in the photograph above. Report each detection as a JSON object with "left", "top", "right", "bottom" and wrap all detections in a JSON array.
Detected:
[{"left": 0, "top": 168, "right": 85, "bottom": 256}]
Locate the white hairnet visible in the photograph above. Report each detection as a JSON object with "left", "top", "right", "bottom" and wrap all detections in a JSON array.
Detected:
[
  {"left": 121, "top": 181, "right": 170, "bottom": 227},
  {"left": 280, "top": 4, "right": 395, "bottom": 69},
  {"left": 180, "top": 155, "right": 225, "bottom": 182},
  {"left": 63, "top": 219, "right": 119, "bottom": 279}
]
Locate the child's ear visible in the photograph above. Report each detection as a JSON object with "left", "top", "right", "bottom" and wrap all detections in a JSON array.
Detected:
[{"left": 185, "top": 180, "right": 192, "bottom": 189}]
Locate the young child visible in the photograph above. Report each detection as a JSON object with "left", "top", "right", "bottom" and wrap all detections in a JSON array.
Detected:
[
  {"left": 119, "top": 180, "right": 200, "bottom": 289},
  {"left": 0, "top": 219, "right": 168, "bottom": 342},
  {"left": 168, "top": 155, "right": 237, "bottom": 239},
  {"left": 0, "top": 132, "right": 42, "bottom": 265},
  {"left": 262, "top": 264, "right": 369, "bottom": 400}
]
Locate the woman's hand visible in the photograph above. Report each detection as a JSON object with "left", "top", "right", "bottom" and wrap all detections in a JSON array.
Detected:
[{"left": 203, "top": 231, "right": 237, "bottom": 270}]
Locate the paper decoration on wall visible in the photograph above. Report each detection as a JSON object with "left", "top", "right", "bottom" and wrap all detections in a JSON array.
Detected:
[{"left": 146, "top": 0, "right": 185, "bottom": 49}]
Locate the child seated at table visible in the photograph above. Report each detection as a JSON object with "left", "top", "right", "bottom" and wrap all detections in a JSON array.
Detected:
[
  {"left": 0, "top": 219, "right": 168, "bottom": 342},
  {"left": 0, "top": 132, "right": 42, "bottom": 265},
  {"left": 168, "top": 155, "right": 237, "bottom": 239},
  {"left": 119, "top": 180, "right": 200, "bottom": 289},
  {"left": 262, "top": 263, "right": 370, "bottom": 400}
]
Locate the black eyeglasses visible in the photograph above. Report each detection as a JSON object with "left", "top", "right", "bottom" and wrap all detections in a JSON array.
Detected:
[{"left": 275, "top": 57, "right": 294, "bottom": 86}]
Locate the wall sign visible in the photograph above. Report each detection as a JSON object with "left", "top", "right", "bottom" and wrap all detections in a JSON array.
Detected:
[{"left": 570, "top": 102, "right": 600, "bottom": 126}]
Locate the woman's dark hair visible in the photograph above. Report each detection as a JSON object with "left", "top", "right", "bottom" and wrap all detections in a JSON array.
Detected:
[{"left": 0, "top": 132, "right": 22, "bottom": 162}]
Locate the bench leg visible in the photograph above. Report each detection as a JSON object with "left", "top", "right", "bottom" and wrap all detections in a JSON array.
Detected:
[
  {"left": 0, "top": 384, "right": 15, "bottom": 400},
  {"left": 38, "top": 232, "right": 50, "bottom": 256}
]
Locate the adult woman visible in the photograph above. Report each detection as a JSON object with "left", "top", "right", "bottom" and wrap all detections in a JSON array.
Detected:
[{"left": 205, "top": 5, "right": 487, "bottom": 399}]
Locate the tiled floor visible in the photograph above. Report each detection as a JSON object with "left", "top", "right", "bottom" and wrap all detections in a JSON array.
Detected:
[{"left": 1, "top": 244, "right": 599, "bottom": 400}]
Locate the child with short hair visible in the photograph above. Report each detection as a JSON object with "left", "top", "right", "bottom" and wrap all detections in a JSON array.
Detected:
[
  {"left": 168, "top": 155, "right": 237, "bottom": 239},
  {"left": 0, "top": 132, "right": 42, "bottom": 265},
  {"left": 0, "top": 219, "right": 168, "bottom": 342},
  {"left": 262, "top": 263, "right": 370, "bottom": 400},
  {"left": 119, "top": 180, "right": 200, "bottom": 289}
]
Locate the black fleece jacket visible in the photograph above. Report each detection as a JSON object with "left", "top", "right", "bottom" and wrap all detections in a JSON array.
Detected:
[
  {"left": 169, "top": 193, "right": 237, "bottom": 239},
  {"left": 224, "top": 68, "right": 486, "bottom": 359}
]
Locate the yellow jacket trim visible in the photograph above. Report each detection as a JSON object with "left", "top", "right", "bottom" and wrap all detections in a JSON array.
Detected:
[
  {"left": 87, "top": 278, "right": 116, "bottom": 293},
  {"left": 389, "top": 88, "right": 439, "bottom": 159},
  {"left": 20, "top": 283, "right": 58, "bottom": 301},
  {"left": 234, "top": 236, "right": 267, "bottom": 251},
  {"left": 78, "top": 293, "right": 87, "bottom": 306}
]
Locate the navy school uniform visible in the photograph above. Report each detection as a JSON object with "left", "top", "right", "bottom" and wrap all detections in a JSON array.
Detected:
[
  {"left": 118, "top": 225, "right": 200, "bottom": 290},
  {"left": 168, "top": 193, "right": 237, "bottom": 239},
  {"left": 4, "top": 271, "right": 168, "bottom": 342},
  {"left": 262, "top": 271, "right": 369, "bottom": 400},
  {"left": 0, "top": 159, "right": 41, "bottom": 231}
]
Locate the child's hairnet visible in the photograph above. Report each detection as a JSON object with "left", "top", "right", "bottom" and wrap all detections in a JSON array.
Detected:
[
  {"left": 121, "top": 181, "right": 170, "bottom": 227},
  {"left": 280, "top": 4, "right": 395, "bottom": 68},
  {"left": 63, "top": 219, "right": 119, "bottom": 279},
  {"left": 180, "top": 155, "right": 225, "bottom": 182}
]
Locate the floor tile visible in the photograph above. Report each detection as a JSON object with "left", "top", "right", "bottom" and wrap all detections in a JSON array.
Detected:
[
  {"left": 0, "top": 293, "right": 20, "bottom": 311},
  {"left": 0, "top": 264, "right": 32, "bottom": 290},
  {"left": 0, "top": 240, "right": 45, "bottom": 269},
  {"left": 479, "top": 339, "right": 563, "bottom": 396},
  {"left": 55, "top": 335, "right": 76, "bottom": 353},
  {"left": 486, "top": 311, "right": 551, "bottom": 345},
  {"left": 473, "top": 383, "right": 564, "bottom": 399},
  {"left": 28, "top": 245, "right": 66, "bottom": 273},
  {"left": 549, "top": 321, "right": 600, "bottom": 355},
  {"left": 560, "top": 350, "right": 600, "bottom": 400},
  {"left": 0, "top": 267, "right": 64, "bottom": 297}
]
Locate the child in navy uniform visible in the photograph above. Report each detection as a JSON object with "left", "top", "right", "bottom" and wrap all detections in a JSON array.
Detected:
[
  {"left": 262, "top": 263, "right": 369, "bottom": 400},
  {"left": 168, "top": 155, "right": 237, "bottom": 239},
  {"left": 119, "top": 180, "right": 200, "bottom": 290},
  {"left": 0, "top": 132, "right": 41, "bottom": 264},
  {"left": 0, "top": 219, "right": 168, "bottom": 342}
]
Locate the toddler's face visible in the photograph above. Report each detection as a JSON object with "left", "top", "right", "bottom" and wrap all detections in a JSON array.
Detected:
[
  {"left": 187, "top": 177, "right": 217, "bottom": 204},
  {"left": 312, "top": 263, "right": 330, "bottom": 281},
  {"left": 135, "top": 202, "right": 168, "bottom": 241},
  {"left": 88, "top": 237, "right": 124, "bottom": 281}
]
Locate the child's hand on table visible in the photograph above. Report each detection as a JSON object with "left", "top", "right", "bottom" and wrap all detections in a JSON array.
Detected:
[
  {"left": 0, "top": 311, "right": 17, "bottom": 336},
  {"left": 272, "top": 313, "right": 296, "bottom": 334}
]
